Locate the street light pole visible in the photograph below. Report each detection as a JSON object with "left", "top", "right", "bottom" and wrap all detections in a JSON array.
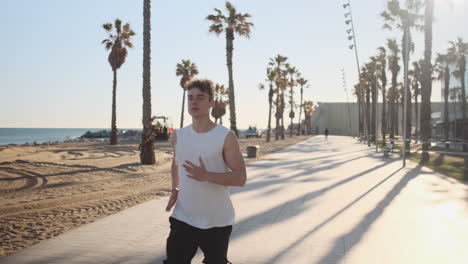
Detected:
[
  {"left": 402, "top": 26, "right": 410, "bottom": 167},
  {"left": 343, "top": 0, "right": 366, "bottom": 144},
  {"left": 342, "top": 69, "right": 353, "bottom": 137},
  {"left": 375, "top": 70, "right": 379, "bottom": 152}
]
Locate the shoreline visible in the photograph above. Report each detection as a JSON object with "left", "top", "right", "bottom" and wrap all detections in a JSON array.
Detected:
[
  {"left": 0, "top": 128, "right": 142, "bottom": 147},
  {"left": 0, "top": 128, "right": 269, "bottom": 147}
]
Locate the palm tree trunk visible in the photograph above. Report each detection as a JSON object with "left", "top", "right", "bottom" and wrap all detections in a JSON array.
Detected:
[
  {"left": 111, "top": 69, "right": 118, "bottom": 145},
  {"left": 281, "top": 93, "right": 285, "bottom": 140},
  {"left": 406, "top": 89, "right": 412, "bottom": 149},
  {"left": 225, "top": 29, "right": 238, "bottom": 137},
  {"left": 461, "top": 56, "right": 467, "bottom": 121},
  {"left": 401, "top": 101, "right": 404, "bottom": 138},
  {"left": 460, "top": 57, "right": 468, "bottom": 179},
  {"left": 275, "top": 90, "right": 280, "bottom": 141},
  {"left": 180, "top": 89, "right": 186, "bottom": 128},
  {"left": 443, "top": 67, "right": 450, "bottom": 148},
  {"left": 459, "top": 56, "right": 467, "bottom": 153},
  {"left": 290, "top": 115, "right": 293, "bottom": 137},
  {"left": 415, "top": 89, "right": 419, "bottom": 143},
  {"left": 140, "top": 0, "right": 155, "bottom": 165},
  {"left": 372, "top": 81, "right": 377, "bottom": 145},
  {"left": 267, "top": 86, "right": 273, "bottom": 142},
  {"left": 420, "top": 0, "right": 433, "bottom": 163},
  {"left": 395, "top": 98, "right": 398, "bottom": 137},
  {"left": 297, "top": 87, "right": 303, "bottom": 136},
  {"left": 366, "top": 87, "right": 371, "bottom": 146},
  {"left": 289, "top": 87, "right": 294, "bottom": 138},
  {"left": 381, "top": 85, "right": 387, "bottom": 146},
  {"left": 357, "top": 97, "right": 364, "bottom": 138},
  {"left": 389, "top": 90, "right": 394, "bottom": 141}
]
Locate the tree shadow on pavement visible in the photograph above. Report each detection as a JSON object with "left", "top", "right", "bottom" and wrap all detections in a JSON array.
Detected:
[
  {"left": 263, "top": 164, "right": 419, "bottom": 264},
  {"left": 229, "top": 159, "right": 401, "bottom": 242},
  {"left": 233, "top": 149, "right": 392, "bottom": 196}
]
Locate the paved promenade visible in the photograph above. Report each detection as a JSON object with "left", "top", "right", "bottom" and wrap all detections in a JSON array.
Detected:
[{"left": 1, "top": 136, "right": 467, "bottom": 264}]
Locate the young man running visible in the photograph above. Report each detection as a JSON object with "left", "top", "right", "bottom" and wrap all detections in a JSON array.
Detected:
[{"left": 164, "top": 78, "right": 247, "bottom": 264}]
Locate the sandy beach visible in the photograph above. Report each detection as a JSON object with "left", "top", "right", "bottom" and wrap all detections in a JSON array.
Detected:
[{"left": 0, "top": 135, "right": 313, "bottom": 256}]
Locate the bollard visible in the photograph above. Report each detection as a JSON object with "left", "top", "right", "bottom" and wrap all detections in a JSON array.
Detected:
[{"left": 246, "top": 145, "right": 260, "bottom": 158}]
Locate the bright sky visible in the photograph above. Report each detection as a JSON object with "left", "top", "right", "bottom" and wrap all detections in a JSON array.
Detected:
[{"left": 2, "top": 0, "right": 466, "bottom": 129}]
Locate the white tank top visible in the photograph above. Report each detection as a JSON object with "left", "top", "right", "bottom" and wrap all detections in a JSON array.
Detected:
[{"left": 171, "top": 124, "right": 235, "bottom": 229}]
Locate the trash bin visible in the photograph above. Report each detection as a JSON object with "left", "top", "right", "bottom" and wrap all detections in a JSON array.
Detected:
[{"left": 247, "top": 145, "right": 260, "bottom": 158}]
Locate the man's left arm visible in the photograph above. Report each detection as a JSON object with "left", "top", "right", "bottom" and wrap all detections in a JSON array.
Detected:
[{"left": 183, "top": 132, "right": 247, "bottom": 187}]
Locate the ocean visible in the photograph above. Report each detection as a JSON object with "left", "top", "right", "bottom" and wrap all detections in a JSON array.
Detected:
[{"left": 0, "top": 128, "right": 111, "bottom": 145}]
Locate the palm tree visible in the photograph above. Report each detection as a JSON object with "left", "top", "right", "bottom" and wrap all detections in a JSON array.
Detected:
[
  {"left": 303, "top": 100, "right": 315, "bottom": 134},
  {"left": 377, "top": 47, "right": 388, "bottom": 145},
  {"left": 140, "top": 0, "right": 155, "bottom": 164},
  {"left": 382, "top": 0, "right": 422, "bottom": 149},
  {"left": 397, "top": 82, "right": 404, "bottom": 137},
  {"left": 279, "top": 87, "right": 286, "bottom": 140},
  {"left": 354, "top": 82, "right": 365, "bottom": 137},
  {"left": 206, "top": 1, "right": 254, "bottom": 137},
  {"left": 448, "top": 36, "right": 468, "bottom": 180},
  {"left": 269, "top": 55, "right": 288, "bottom": 140},
  {"left": 176, "top": 59, "right": 199, "bottom": 128},
  {"left": 360, "top": 64, "right": 372, "bottom": 146},
  {"left": 387, "top": 38, "right": 401, "bottom": 143},
  {"left": 370, "top": 57, "right": 379, "bottom": 145},
  {"left": 212, "top": 84, "right": 228, "bottom": 124},
  {"left": 420, "top": 0, "right": 434, "bottom": 163},
  {"left": 286, "top": 64, "right": 299, "bottom": 138},
  {"left": 259, "top": 68, "right": 277, "bottom": 142},
  {"left": 447, "top": 37, "right": 467, "bottom": 121},
  {"left": 363, "top": 58, "right": 378, "bottom": 145},
  {"left": 409, "top": 60, "right": 422, "bottom": 142},
  {"left": 211, "top": 101, "right": 227, "bottom": 125},
  {"left": 434, "top": 53, "right": 450, "bottom": 145},
  {"left": 449, "top": 87, "right": 459, "bottom": 143},
  {"left": 296, "top": 77, "right": 309, "bottom": 136},
  {"left": 102, "top": 19, "right": 135, "bottom": 145}
]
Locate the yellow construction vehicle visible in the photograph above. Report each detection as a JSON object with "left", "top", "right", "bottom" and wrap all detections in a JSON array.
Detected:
[{"left": 151, "top": 116, "right": 173, "bottom": 141}]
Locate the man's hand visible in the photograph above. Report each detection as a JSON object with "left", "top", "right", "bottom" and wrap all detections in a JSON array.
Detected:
[
  {"left": 165, "top": 189, "right": 178, "bottom": 212},
  {"left": 183, "top": 157, "right": 209, "bottom": 182}
]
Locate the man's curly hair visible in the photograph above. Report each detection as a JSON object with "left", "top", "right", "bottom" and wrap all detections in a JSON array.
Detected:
[{"left": 186, "top": 78, "right": 214, "bottom": 101}]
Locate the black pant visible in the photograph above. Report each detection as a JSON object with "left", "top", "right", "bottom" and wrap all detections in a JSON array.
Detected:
[{"left": 164, "top": 217, "right": 233, "bottom": 264}]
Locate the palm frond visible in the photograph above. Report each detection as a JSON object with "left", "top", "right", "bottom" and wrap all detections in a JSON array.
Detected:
[
  {"left": 105, "top": 41, "right": 113, "bottom": 50},
  {"left": 226, "top": 1, "right": 237, "bottom": 20},
  {"left": 206, "top": 14, "right": 224, "bottom": 24},
  {"left": 123, "top": 23, "right": 130, "bottom": 33},
  {"left": 124, "top": 40, "right": 133, "bottom": 48},
  {"left": 103, "top": 23, "right": 112, "bottom": 31},
  {"left": 380, "top": 11, "right": 394, "bottom": 23},
  {"left": 209, "top": 24, "right": 224, "bottom": 35},
  {"left": 115, "top": 19, "right": 122, "bottom": 33},
  {"left": 382, "top": 23, "right": 393, "bottom": 31},
  {"left": 235, "top": 23, "right": 252, "bottom": 38}
]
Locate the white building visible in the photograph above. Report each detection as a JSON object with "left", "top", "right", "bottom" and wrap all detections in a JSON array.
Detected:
[{"left": 308, "top": 102, "right": 463, "bottom": 137}]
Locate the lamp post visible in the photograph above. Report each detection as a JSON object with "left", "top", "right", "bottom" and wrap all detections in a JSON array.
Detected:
[
  {"left": 343, "top": 0, "right": 367, "bottom": 144},
  {"left": 341, "top": 68, "right": 353, "bottom": 137},
  {"left": 402, "top": 26, "right": 410, "bottom": 167},
  {"left": 375, "top": 70, "right": 379, "bottom": 152}
]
